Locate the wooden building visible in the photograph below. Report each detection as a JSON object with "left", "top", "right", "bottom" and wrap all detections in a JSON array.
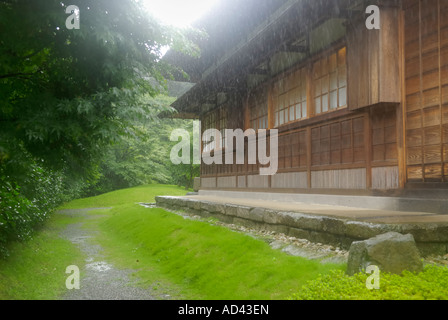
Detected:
[{"left": 168, "top": 0, "right": 448, "bottom": 195}]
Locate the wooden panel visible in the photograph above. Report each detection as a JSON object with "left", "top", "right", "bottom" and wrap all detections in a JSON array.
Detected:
[
  {"left": 271, "top": 172, "right": 308, "bottom": 189},
  {"left": 443, "top": 124, "right": 448, "bottom": 142},
  {"left": 237, "top": 176, "right": 246, "bottom": 188},
  {"left": 347, "top": 6, "right": 401, "bottom": 110},
  {"left": 385, "top": 126, "right": 397, "bottom": 143},
  {"left": 354, "top": 147, "right": 366, "bottom": 162},
  {"left": 217, "top": 176, "right": 237, "bottom": 188},
  {"left": 406, "top": 76, "right": 421, "bottom": 95},
  {"left": 443, "top": 86, "right": 448, "bottom": 105},
  {"left": 407, "top": 129, "right": 422, "bottom": 147},
  {"left": 406, "top": 93, "right": 421, "bottom": 112},
  {"left": 373, "top": 145, "right": 385, "bottom": 161},
  {"left": 423, "top": 88, "right": 440, "bottom": 108},
  {"left": 372, "top": 128, "right": 385, "bottom": 145},
  {"left": 424, "top": 126, "right": 441, "bottom": 145},
  {"left": 407, "top": 147, "right": 423, "bottom": 165},
  {"left": 422, "top": 50, "right": 439, "bottom": 73},
  {"left": 407, "top": 111, "right": 422, "bottom": 130},
  {"left": 341, "top": 149, "right": 353, "bottom": 164},
  {"left": 425, "top": 164, "right": 443, "bottom": 180},
  {"left": 407, "top": 165, "right": 423, "bottom": 181},
  {"left": 311, "top": 168, "right": 366, "bottom": 189},
  {"left": 386, "top": 143, "right": 398, "bottom": 160},
  {"left": 201, "top": 177, "right": 217, "bottom": 188},
  {"left": 247, "top": 175, "right": 269, "bottom": 188},
  {"left": 372, "top": 167, "right": 399, "bottom": 190},
  {"left": 424, "top": 145, "right": 442, "bottom": 163}
]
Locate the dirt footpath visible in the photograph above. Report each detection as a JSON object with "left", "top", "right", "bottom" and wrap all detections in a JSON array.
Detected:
[{"left": 58, "top": 209, "right": 162, "bottom": 300}]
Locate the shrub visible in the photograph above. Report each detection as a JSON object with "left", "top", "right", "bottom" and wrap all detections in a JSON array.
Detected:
[
  {"left": 0, "top": 177, "right": 37, "bottom": 256},
  {"left": 290, "top": 264, "right": 448, "bottom": 300},
  {"left": 0, "top": 141, "right": 87, "bottom": 256}
]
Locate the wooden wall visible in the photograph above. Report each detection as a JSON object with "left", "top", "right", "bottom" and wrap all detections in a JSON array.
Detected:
[
  {"left": 404, "top": 0, "right": 448, "bottom": 183},
  {"left": 198, "top": 3, "right": 422, "bottom": 192},
  {"left": 201, "top": 109, "right": 400, "bottom": 191}
]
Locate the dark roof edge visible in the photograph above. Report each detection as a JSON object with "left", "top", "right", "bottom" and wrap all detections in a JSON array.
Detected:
[{"left": 171, "top": 0, "right": 305, "bottom": 112}]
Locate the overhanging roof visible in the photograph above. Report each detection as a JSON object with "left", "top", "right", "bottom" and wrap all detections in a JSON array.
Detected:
[{"left": 171, "top": 0, "right": 369, "bottom": 116}]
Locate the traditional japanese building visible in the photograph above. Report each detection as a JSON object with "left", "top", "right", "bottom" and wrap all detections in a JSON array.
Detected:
[{"left": 167, "top": 0, "right": 448, "bottom": 196}]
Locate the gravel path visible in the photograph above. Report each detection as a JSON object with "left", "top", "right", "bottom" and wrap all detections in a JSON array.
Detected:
[{"left": 58, "top": 209, "right": 160, "bottom": 300}]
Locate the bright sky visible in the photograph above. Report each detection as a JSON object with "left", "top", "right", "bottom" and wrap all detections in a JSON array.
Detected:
[{"left": 141, "top": 0, "right": 220, "bottom": 28}]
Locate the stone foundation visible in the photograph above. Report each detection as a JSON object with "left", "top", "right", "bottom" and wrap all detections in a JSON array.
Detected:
[{"left": 155, "top": 196, "right": 448, "bottom": 257}]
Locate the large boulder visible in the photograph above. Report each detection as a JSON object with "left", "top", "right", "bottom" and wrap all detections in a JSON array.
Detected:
[{"left": 347, "top": 232, "right": 424, "bottom": 276}]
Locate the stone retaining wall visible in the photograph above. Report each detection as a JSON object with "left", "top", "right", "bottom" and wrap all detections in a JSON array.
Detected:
[{"left": 155, "top": 196, "right": 448, "bottom": 257}]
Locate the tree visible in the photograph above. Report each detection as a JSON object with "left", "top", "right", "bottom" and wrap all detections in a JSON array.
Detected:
[
  {"left": 0, "top": 0, "right": 199, "bottom": 254},
  {"left": 0, "top": 0, "right": 197, "bottom": 175},
  {"left": 84, "top": 95, "right": 200, "bottom": 195}
]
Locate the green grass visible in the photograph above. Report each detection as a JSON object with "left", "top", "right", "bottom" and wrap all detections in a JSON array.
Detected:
[
  {"left": 0, "top": 184, "right": 189, "bottom": 300},
  {"left": 0, "top": 184, "right": 348, "bottom": 300},
  {"left": 58, "top": 184, "right": 190, "bottom": 210},
  {"left": 92, "top": 204, "right": 344, "bottom": 300},
  {"left": 3, "top": 183, "right": 448, "bottom": 300},
  {"left": 290, "top": 266, "right": 448, "bottom": 300},
  {"left": 0, "top": 213, "right": 85, "bottom": 300}
]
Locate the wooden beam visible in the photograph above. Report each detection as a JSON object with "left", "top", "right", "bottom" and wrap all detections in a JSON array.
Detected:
[{"left": 279, "top": 43, "right": 309, "bottom": 54}]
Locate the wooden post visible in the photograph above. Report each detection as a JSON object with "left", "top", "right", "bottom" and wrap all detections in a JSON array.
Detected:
[
  {"left": 306, "top": 63, "right": 313, "bottom": 190},
  {"left": 365, "top": 111, "right": 372, "bottom": 190},
  {"left": 397, "top": 7, "right": 407, "bottom": 189}
]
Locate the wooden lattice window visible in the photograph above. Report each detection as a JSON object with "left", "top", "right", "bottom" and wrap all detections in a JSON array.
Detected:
[
  {"left": 278, "top": 130, "right": 308, "bottom": 170},
  {"left": 249, "top": 88, "right": 268, "bottom": 130},
  {"left": 274, "top": 67, "right": 307, "bottom": 127},
  {"left": 311, "top": 116, "right": 365, "bottom": 167},
  {"left": 313, "top": 47, "right": 347, "bottom": 115}
]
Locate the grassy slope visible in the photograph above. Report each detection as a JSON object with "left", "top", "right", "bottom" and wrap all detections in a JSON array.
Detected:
[
  {"left": 0, "top": 184, "right": 345, "bottom": 300},
  {"left": 94, "top": 204, "right": 344, "bottom": 300}
]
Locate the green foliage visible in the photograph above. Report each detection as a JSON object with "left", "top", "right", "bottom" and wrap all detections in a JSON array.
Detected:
[
  {"left": 167, "top": 119, "right": 200, "bottom": 190},
  {"left": 0, "top": 140, "right": 87, "bottom": 256},
  {"left": 85, "top": 95, "right": 200, "bottom": 195},
  {"left": 290, "top": 265, "right": 448, "bottom": 300},
  {"left": 0, "top": 1, "right": 198, "bottom": 252},
  {"left": 0, "top": 0, "right": 190, "bottom": 174},
  {"left": 0, "top": 177, "right": 36, "bottom": 256}
]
